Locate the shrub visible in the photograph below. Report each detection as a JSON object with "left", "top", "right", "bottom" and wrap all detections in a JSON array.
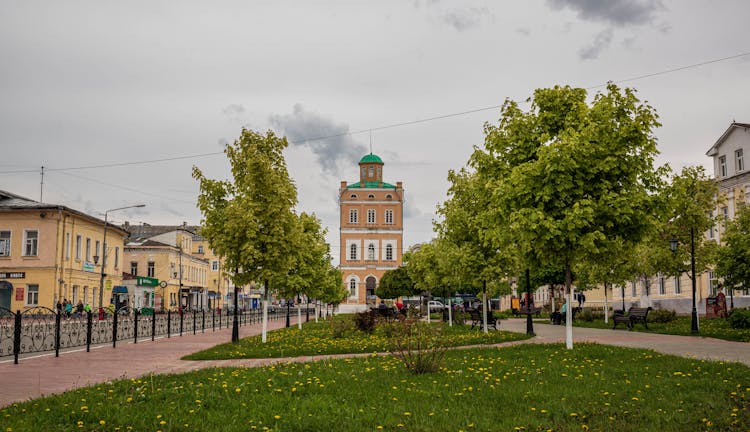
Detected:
[
  {"left": 354, "top": 310, "right": 378, "bottom": 333},
  {"left": 578, "top": 308, "right": 604, "bottom": 322},
  {"left": 728, "top": 308, "right": 750, "bottom": 329},
  {"left": 331, "top": 317, "right": 356, "bottom": 338},
  {"left": 389, "top": 319, "right": 447, "bottom": 374},
  {"left": 649, "top": 308, "right": 677, "bottom": 323},
  {"left": 493, "top": 310, "right": 512, "bottom": 320}
]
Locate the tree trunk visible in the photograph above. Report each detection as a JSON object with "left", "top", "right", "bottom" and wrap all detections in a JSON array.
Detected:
[
  {"left": 261, "top": 280, "right": 269, "bottom": 343},
  {"left": 565, "top": 261, "right": 573, "bottom": 349},
  {"left": 603, "top": 281, "right": 609, "bottom": 324}
]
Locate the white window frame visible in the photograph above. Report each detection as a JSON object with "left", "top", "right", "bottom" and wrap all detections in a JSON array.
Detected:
[
  {"left": 349, "top": 278, "right": 358, "bottom": 298},
  {"left": 72, "top": 285, "right": 78, "bottom": 304},
  {"left": 709, "top": 271, "right": 718, "bottom": 296},
  {"left": 658, "top": 275, "right": 665, "bottom": 295},
  {"left": 85, "top": 238, "right": 91, "bottom": 261},
  {"left": 147, "top": 261, "right": 155, "bottom": 278},
  {"left": 385, "top": 244, "right": 394, "bottom": 261},
  {"left": 349, "top": 209, "right": 358, "bottom": 224},
  {"left": 736, "top": 149, "right": 744, "bottom": 172},
  {"left": 0, "top": 230, "right": 10, "bottom": 257},
  {"left": 23, "top": 230, "right": 39, "bottom": 256},
  {"left": 720, "top": 155, "right": 727, "bottom": 177},
  {"left": 212, "top": 260, "right": 219, "bottom": 271},
  {"left": 95, "top": 240, "right": 100, "bottom": 261},
  {"left": 367, "top": 209, "right": 376, "bottom": 224},
  {"left": 349, "top": 243, "right": 358, "bottom": 260},
  {"left": 26, "top": 284, "right": 39, "bottom": 306},
  {"left": 385, "top": 209, "right": 394, "bottom": 225},
  {"left": 674, "top": 276, "right": 681, "bottom": 294},
  {"left": 631, "top": 280, "right": 637, "bottom": 297},
  {"left": 114, "top": 247, "right": 119, "bottom": 268},
  {"left": 131, "top": 261, "right": 138, "bottom": 276},
  {"left": 367, "top": 243, "right": 376, "bottom": 260},
  {"left": 75, "top": 235, "right": 82, "bottom": 260}
]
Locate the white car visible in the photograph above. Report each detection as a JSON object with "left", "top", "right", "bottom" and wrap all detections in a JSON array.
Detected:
[{"left": 428, "top": 300, "right": 447, "bottom": 312}]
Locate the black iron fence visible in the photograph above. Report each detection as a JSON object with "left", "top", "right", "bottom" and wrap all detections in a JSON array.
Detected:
[{"left": 0, "top": 306, "right": 307, "bottom": 364}]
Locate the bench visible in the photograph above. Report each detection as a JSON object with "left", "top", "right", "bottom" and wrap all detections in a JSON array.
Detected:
[
  {"left": 612, "top": 307, "right": 651, "bottom": 330},
  {"left": 550, "top": 307, "right": 581, "bottom": 325},
  {"left": 513, "top": 307, "right": 542, "bottom": 317},
  {"left": 373, "top": 307, "right": 399, "bottom": 322},
  {"left": 467, "top": 308, "right": 498, "bottom": 330}
]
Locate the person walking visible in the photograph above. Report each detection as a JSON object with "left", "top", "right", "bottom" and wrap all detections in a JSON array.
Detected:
[{"left": 64, "top": 300, "right": 73, "bottom": 317}]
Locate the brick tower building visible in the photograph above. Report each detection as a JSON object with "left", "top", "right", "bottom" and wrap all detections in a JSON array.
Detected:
[{"left": 339, "top": 154, "right": 404, "bottom": 306}]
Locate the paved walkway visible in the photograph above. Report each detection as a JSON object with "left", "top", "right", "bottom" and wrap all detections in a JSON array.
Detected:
[{"left": 2, "top": 318, "right": 749, "bottom": 408}]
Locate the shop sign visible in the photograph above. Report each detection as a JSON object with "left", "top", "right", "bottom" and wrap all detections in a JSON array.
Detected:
[
  {"left": 83, "top": 261, "right": 95, "bottom": 272},
  {"left": 15, "top": 287, "right": 24, "bottom": 301},
  {"left": 136, "top": 276, "right": 159, "bottom": 287},
  {"left": 0, "top": 272, "right": 25, "bottom": 279}
]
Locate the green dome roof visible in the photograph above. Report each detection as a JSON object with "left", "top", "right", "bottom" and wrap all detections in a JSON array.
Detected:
[{"left": 359, "top": 153, "right": 384, "bottom": 164}]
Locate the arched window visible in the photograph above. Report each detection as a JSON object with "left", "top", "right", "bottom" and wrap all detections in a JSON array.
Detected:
[
  {"left": 349, "top": 279, "right": 357, "bottom": 297},
  {"left": 350, "top": 243, "right": 358, "bottom": 260},
  {"left": 367, "top": 244, "right": 375, "bottom": 260},
  {"left": 385, "top": 244, "right": 393, "bottom": 261},
  {"left": 368, "top": 194, "right": 375, "bottom": 199},
  {"left": 350, "top": 194, "right": 358, "bottom": 200},
  {"left": 385, "top": 194, "right": 392, "bottom": 200}
]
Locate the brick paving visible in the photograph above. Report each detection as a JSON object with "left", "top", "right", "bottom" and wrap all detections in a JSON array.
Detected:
[{"left": 2, "top": 317, "right": 749, "bottom": 408}]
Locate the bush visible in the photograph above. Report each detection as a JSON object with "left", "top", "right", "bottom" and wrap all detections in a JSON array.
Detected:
[
  {"left": 388, "top": 319, "right": 447, "bottom": 374},
  {"left": 354, "top": 310, "right": 378, "bottom": 333},
  {"left": 493, "top": 310, "right": 512, "bottom": 320},
  {"left": 578, "top": 308, "right": 604, "bottom": 322},
  {"left": 331, "top": 317, "right": 356, "bottom": 338},
  {"left": 728, "top": 308, "right": 750, "bottom": 329},
  {"left": 649, "top": 308, "right": 677, "bottom": 323}
]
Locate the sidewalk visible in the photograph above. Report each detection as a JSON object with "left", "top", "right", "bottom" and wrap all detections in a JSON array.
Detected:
[
  {"left": 0, "top": 318, "right": 288, "bottom": 407},
  {"left": 3, "top": 317, "right": 749, "bottom": 408},
  {"left": 500, "top": 318, "right": 750, "bottom": 366}
]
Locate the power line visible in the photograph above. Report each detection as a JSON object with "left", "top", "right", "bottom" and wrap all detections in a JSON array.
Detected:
[{"left": 1, "top": 49, "right": 747, "bottom": 176}]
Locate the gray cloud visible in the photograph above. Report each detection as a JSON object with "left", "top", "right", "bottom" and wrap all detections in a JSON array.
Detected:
[
  {"left": 578, "top": 28, "right": 613, "bottom": 60},
  {"left": 547, "top": 0, "right": 663, "bottom": 27},
  {"left": 269, "top": 104, "right": 367, "bottom": 176},
  {"left": 516, "top": 27, "right": 531, "bottom": 36},
  {"left": 441, "top": 6, "right": 491, "bottom": 31},
  {"left": 221, "top": 104, "right": 246, "bottom": 122}
]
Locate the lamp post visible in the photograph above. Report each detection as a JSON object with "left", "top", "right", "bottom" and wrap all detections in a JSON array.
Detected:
[
  {"left": 525, "top": 268, "right": 534, "bottom": 335},
  {"left": 671, "top": 233, "right": 699, "bottom": 334},
  {"left": 99, "top": 204, "right": 145, "bottom": 319}
]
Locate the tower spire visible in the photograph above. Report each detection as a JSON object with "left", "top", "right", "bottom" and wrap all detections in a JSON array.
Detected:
[{"left": 369, "top": 129, "right": 372, "bottom": 154}]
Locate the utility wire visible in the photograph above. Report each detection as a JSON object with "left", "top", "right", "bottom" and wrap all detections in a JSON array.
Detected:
[{"left": 1, "top": 49, "right": 747, "bottom": 176}]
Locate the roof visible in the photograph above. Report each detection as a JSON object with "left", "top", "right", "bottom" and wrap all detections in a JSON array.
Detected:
[
  {"left": 359, "top": 153, "right": 384, "bottom": 164},
  {"left": 348, "top": 181, "right": 397, "bottom": 189},
  {"left": 0, "top": 189, "right": 129, "bottom": 236},
  {"left": 706, "top": 122, "right": 750, "bottom": 156},
  {"left": 123, "top": 223, "right": 195, "bottom": 241}
]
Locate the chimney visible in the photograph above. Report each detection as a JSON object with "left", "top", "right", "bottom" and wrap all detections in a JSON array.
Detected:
[
  {"left": 396, "top": 181, "right": 402, "bottom": 189},
  {"left": 340, "top": 181, "right": 347, "bottom": 189}
]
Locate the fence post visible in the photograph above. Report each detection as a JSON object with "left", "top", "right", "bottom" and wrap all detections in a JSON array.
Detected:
[
  {"left": 212, "top": 308, "right": 215, "bottom": 331},
  {"left": 13, "top": 310, "right": 21, "bottom": 364},
  {"left": 134, "top": 309, "right": 139, "bottom": 344},
  {"left": 112, "top": 311, "right": 118, "bottom": 348},
  {"left": 86, "top": 311, "right": 92, "bottom": 352},
  {"left": 193, "top": 310, "right": 197, "bottom": 335},
  {"left": 54, "top": 311, "right": 61, "bottom": 358},
  {"left": 151, "top": 311, "right": 156, "bottom": 341},
  {"left": 202, "top": 310, "right": 205, "bottom": 333},
  {"left": 167, "top": 310, "right": 171, "bottom": 338},
  {"left": 179, "top": 309, "right": 183, "bottom": 337}
]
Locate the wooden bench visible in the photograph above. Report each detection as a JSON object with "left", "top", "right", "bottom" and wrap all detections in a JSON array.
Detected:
[
  {"left": 513, "top": 307, "right": 542, "bottom": 317},
  {"left": 550, "top": 307, "right": 581, "bottom": 325},
  {"left": 467, "top": 308, "right": 498, "bottom": 330},
  {"left": 612, "top": 307, "right": 651, "bottom": 330}
]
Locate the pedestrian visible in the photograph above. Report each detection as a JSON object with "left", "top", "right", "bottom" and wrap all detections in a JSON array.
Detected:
[
  {"left": 84, "top": 303, "right": 91, "bottom": 314},
  {"left": 716, "top": 287, "right": 728, "bottom": 318},
  {"left": 64, "top": 300, "right": 73, "bottom": 317},
  {"left": 56, "top": 299, "right": 62, "bottom": 313},
  {"left": 76, "top": 300, "right": 84, "bottom": 317}
]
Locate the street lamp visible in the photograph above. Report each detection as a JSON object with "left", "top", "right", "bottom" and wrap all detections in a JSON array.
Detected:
[
  {"left": 670, "top": 232, "right": 699, "bottom": 334},
  {"left": 99, "top": 204, "right": 145, "bottom": 318}
]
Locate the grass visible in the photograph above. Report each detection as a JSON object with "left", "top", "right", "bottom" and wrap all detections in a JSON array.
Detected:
[
  {"left": 184, "top": 316, "right": 531, "bottom": 360},
  {"left": 3, "top": 343, "right": 749, "bottom": 431},
  {"left": 549, "top": 315, "right": 750, "bottom": 342}
]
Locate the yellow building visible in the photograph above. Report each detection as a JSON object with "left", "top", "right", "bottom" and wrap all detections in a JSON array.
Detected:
[
  {"left": 123, "top": 223, "right": 208, "bottom": 310},
  {"left": 0, "top": 190, "right": 128, "bottom": 311},
  {"left": 339, "top": 154, "right": 404, "bottom": 306},
  {"left": 191, "top": 233, "right": 233, "bottom": 309}
]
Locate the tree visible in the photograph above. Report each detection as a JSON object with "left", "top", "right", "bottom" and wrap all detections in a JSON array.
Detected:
[
  {"left": 475, "top": 84, "right": 663, "bottom": 348},
  {"left": 716, "top": 204, "right": 750, "bottom": 300},
  {"left": 193, "top": 128, "right": 299, "bottom": 343},
  {"left": 377, "top": 266, "right": 416, "bottom": 300}
]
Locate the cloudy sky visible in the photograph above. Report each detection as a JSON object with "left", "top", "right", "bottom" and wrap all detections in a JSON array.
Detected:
[{"left": 1, "top": 1, "right": 749, "bottom": 262}]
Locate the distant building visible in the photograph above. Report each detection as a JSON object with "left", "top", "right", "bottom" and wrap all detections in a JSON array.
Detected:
[
  {"left": 122, "top": 222, "right": 208, "bottom": 310},
  {"left": 0, "top": 190, "right": 128, "bottom": 311},
  {"left": 339, "top": 154, "right": 404, "bottom": 306}
]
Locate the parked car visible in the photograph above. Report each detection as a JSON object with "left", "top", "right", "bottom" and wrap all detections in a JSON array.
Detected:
[{"left": 428, "top": 300, "right": 447, "bottom": 312}]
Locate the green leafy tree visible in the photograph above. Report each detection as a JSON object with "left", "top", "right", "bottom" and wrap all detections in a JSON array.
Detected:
[
  {"left": 716, "top": 205, "right": 750, "bottom": 294},
  {"left": 474, "top": 84, "right": 663, "bottom": 348},
  {"left": 193, "top": 128, "right": 299, "bottom": 343},
  {"left": 377, "top": 266, "right": 416, "bottom": 300}
]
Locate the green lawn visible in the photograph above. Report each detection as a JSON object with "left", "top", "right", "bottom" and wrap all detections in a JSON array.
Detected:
[
  {"left": 543, "top": 315, "right": 750, "bottom": 342},
  {"left": 184, "top": 317, "right": 531, "bottom": 360},
  {"left": 3, "top": 344, "right": 748, "bottom": 431}
]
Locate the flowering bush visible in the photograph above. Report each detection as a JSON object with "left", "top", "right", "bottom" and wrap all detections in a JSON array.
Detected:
[{"left": 389, "top": 318, "right": 447, "bottom": 374}]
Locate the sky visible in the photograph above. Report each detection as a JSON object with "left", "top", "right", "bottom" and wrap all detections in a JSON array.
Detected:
[{"left": 1, "top": 0, "right": 749, "bottom": 263}]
